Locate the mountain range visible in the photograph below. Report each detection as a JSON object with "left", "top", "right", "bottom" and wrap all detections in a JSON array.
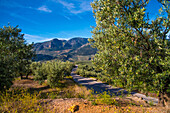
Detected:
[{"left": 33, "top": 37, "right": 97, "bottom": 61}]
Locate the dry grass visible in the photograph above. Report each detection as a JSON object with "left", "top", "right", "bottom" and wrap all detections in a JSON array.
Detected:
[
  {"left": 0, "top": 89, "right": 44, "bottom": 113},
  {"left": 61, "top": 85, "right": 91, "bottom": 99},
  {"left": 0, "top": 76, "right": 168, "bottom": 113},
  {"left": 0, "top": 76, "right": 92, "bottom": 113}
]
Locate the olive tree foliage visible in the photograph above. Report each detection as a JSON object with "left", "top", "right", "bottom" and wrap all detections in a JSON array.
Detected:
[
  {"left": 30, "top": 61, "right": 74, "bottom": 87},
  {"left": 0, "top": 25, "right": 34, "bottom": 90},
  {"left": 90, "top": 0, "right": 170, "bottom": 106}
]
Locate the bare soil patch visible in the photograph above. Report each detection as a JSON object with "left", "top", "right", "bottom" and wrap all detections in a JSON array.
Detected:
[{"left": 41, "top": 98, "right": 168, "bottom": 113}]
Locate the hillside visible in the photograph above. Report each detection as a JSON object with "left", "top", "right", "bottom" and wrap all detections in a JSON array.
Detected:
[{"left": 33, "top": 37, "right": 97, "bottom": 61}]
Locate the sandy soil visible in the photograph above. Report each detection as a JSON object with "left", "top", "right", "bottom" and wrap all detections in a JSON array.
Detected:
[{"left": 42, "top": 98, "right": 168, "bottom": 113}]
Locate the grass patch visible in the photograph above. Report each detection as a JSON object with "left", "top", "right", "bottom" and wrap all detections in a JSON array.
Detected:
[
  {"left": 0, "top": 88, "right": 44, "bottom": 113},
  {"left": 75, "top": 60, "right": 92, "bottom": 65},
  {"left": 61, "top": 85, "right": 91, "bottom": 99},
  {"left": 0, "top": 77, "right": 92, "bottom": 112},
  {"left": 89, "top": 91, "right": 118, "bottom": 105}
]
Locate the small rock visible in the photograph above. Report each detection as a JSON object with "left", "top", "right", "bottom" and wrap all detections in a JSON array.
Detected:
[{"left": 68, "top": 105, "right": 79, "bottom": 112}]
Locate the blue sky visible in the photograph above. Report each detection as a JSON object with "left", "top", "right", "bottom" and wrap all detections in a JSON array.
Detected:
[{"left": 0, "top": 0, "right": 168, "bottom": 43}]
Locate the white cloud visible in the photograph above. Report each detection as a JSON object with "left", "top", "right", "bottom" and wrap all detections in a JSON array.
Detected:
[
  {"left": 37, "top": 5, "right": 52, "bottom": 13},
  {"left": 24, "top": 34, "right": 53, "bottom": 43},
  {"left": 58, "top": 0, "right": 75, "bottom": 10},
  {"left": 56, "top": 0, "right": 92, "bottom": 14},
  {"left": 24, "top": 34, "right": 71, "bottom": 43},
  {"left": 41, "top": 38, "right": 54, "bottom": 42},
  {"left": 63, "top": 15, "right": 71, "bottom": 20},
  {"left": 57, "top": 38, "right": 70, "bottom": 40}
]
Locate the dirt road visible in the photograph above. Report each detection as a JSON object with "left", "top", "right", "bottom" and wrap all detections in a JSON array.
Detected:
[{"left": 71, "top": 66, "right": 158, "bottom": 105}]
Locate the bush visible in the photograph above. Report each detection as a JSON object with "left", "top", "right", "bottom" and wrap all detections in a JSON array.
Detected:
[
  {"left": 33, "top": 63, "right": 48, "bottom": 84},
  {"left": 76, "top": 64, "right": 102, "bottom": 78},
  {"left": 89, "top": 91, "right": 117, "bottom": 105},
  {"left": 47, "top": 61, "right": 65, "bottom": 87},
  {"left": 0, "top": 89, "right": 43, "bottom": 113},
  {"left": 31, "top": 61, "right": 74, "bottom": 87}
]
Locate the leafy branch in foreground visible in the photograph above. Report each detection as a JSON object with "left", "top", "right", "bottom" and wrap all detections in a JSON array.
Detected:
[
  {"left": 90, "top": 0, "right": 170, "bottom": 107},
  {"left": 0, "top": 25, "right": 34, "bottom": 90}
]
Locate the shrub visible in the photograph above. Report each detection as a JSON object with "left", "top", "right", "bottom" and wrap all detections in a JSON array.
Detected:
[
  {"left": 0, "top": 89, "right": 43, "bottom": 113},
  {"left": 62, "top": 85, "right": 91, "bottom": 99},
  {"left": 31, "top": 61, "right": 74, "bottom": 87},
  {"left": 76, "top": 64, "right": 102, "bottom": 78},
  {"left": 89, "top": 91, "right": 117, "bottom": 105},
  {"left": 33, "top": 63, "right": 48, "bottom": 84}
]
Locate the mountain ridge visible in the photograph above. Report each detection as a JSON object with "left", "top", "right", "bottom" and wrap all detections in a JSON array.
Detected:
[{"left": 33, "top": 37, "right": 97, "bottom": 61}]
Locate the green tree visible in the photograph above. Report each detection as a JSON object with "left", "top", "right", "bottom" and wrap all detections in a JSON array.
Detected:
[
  {"left": 31, "top": 61, "right": 74, "bottom": 87},
  {"left": 90, "top": 0, "right": 170, "bottom": 107},
  {"left": 0, "top": 25, "right": 34, "bottom": 90}
]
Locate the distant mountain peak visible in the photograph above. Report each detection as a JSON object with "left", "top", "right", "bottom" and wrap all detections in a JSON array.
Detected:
[
  {"left": 33, "top": 37, "right": 97, "bottom": 61},
  {"left": 52, "top": 38, "right": 59, "bottom": 41}
]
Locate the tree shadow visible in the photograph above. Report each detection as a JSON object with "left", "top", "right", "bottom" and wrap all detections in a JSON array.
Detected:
[{"left": 71, "top": 68, "right": 137, "bottom": 96}]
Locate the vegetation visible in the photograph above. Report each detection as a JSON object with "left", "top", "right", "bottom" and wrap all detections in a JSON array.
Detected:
[
  {"left": 76, "top": 44, "right": 97, "bottom": 55},
  {"left": 90, "top": 0, "right": 170, "bottom": 107},
  {"left": 76, "top": 64, "right": 105, "bottom": 80},
  {"left": 0, "top": 89, "right": 43, "bottom": 113},
  {"left": 0, "top": 76, "right": 92, "bottom": 113},
  {"left": 1, "top": 77, "right": 161, "bottom": 113},
  {"left": 0, "top": 60, "right": 167, "bottom": 112},
  {"left": 76, "top": 63, "right": 126, "bottom": 85},
  {"left": 75, "top": 60, "right": 92, "bottom": 65},
  {"left": 0, "top": 25, "right": 34, "bottom": 90},
  {"left": 90, "top": 91, "right": 116, "bottom": 105},
  {"left": 1, "top": 0, "right": 169, "bottom": 111},
  {"left": 30, "top": 60, "right": 74, "bottom": 87}
]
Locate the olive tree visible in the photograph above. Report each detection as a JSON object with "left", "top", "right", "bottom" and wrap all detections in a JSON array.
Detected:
[
  {"left": 90, "top": 0, "right": 170, "bottom": 107},
  {"left": 0, "top": 25, "right": 34, "bottom": 90}
]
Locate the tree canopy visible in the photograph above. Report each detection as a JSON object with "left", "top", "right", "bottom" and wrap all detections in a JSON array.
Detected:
[
  {"left": 90, "top": 0, "right": 170, "bottom": 107},
  {"left": 0, "top": 25, "right": 35, "bottom": 90}
]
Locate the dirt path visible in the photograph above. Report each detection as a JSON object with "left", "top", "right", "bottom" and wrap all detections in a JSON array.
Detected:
[{"left": 71, "top": 66, "right": 158, "bottom": 105}]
